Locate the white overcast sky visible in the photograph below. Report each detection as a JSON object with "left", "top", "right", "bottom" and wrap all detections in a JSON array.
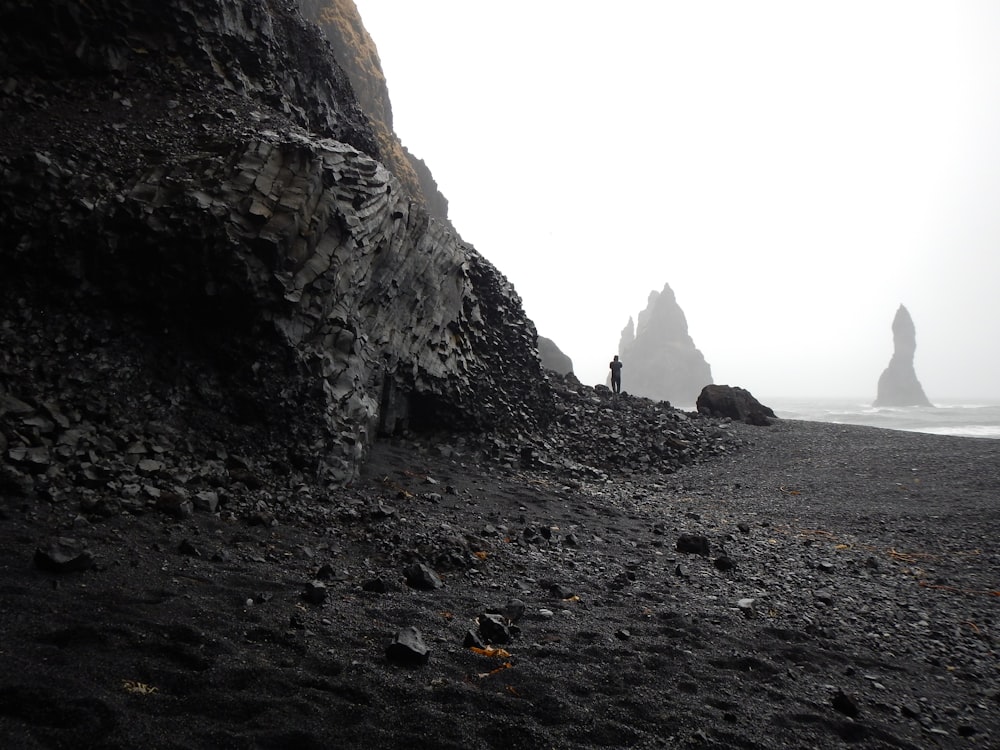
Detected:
[{"left": 351, "top": 0, "right": 1000, "bottom": 400}]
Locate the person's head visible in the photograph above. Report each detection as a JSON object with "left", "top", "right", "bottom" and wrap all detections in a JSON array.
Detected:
[{"left": 613, "top": 355, "right": 619, "bottom": 361}]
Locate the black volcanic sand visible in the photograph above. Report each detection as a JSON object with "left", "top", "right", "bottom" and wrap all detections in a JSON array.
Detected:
[{"left": 1, "top": 418, "right": 998, "bottom": 749}]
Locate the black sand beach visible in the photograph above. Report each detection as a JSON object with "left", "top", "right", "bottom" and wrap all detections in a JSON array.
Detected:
[{"left": 2, "top": 410, "right": 997, "bottom": 749}]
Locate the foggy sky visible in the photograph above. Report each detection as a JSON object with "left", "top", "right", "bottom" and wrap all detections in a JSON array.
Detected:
[{"left": 352, "top": 1, "right": 1000, "bottom": 401}]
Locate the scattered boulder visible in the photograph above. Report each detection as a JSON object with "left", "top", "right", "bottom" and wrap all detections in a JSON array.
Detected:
[
  {"left": 156, "top": 493, "right": 194, "bottom": 519},
  {"left": 501, "top": 598, "right": 526, "bottom": 624},
  {"left": 477, "top": 613, "right": 513, "bottom": 645},
  {"left": 34, "top": 539, "right": 94, "bottom": 573},
  {"left": 832, "top": 689, "right": 861, "bottom": 718},
  {"left": 676, "top": 534, "right": 710, "bottom": 556},
  {"left": 6, "top": 445, "right": 52, "bottom": 473},
  {"left": 386, "top": 627, "right": 430, "bottom": 667},
  {"left": 713, "top": 554, "right": 736, "bottom": 572},
  {"left": 193, "top": 491, "right": 220, "bottom": 513},
  {"left": 404, "top": 563, "right": 443, "bottom": 590},
  {"left": 546, "top": 582, "right": 576, "bottom": 599},
  {"left": 463, "top": 629, "right": 486, "bottom": 649},
  {"left": 696, "top": 385, "right": 775, "bottom": 426},
  {"left": 178, "top": 539, "right": 202, "bottom": 558},
  {"left": 362, "top": 578, "right": 390, "bottom": 594},
  {"left": 302, "top": 580, "right": 328, "bottom": 605}
]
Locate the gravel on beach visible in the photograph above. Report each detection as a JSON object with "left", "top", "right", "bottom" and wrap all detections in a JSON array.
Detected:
[{"left": 2, "top": 408, "right": 998, "bottom": 749}]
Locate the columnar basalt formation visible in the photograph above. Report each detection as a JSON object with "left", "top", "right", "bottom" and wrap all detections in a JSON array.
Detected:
[
  {"left": 617, "top": 283, "right": 713, "bottom": 405},
  {"left": 0, "top": 0, "right": 551, "bottom": 482},
  {"left": 874, "top": 304, "right": 932, "bottom": 407}
]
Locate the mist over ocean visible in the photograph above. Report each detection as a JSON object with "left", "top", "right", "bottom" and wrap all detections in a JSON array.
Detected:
[{"left": 762, "top": 397, "right": 1000, "bottom": 439}]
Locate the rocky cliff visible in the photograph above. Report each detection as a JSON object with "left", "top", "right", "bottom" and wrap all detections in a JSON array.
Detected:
[
  {"left": 874, "top": 304, "right": 932, "bottom": 407},
  {"left": 296, "top": 0, "right": 451, "bottom": 225},
  {"left": 537, "top": 336, "right": 574, "bottom": 376},
  {"left": 0, "top": 0, "right": 551, "bottom": 483},
  {"left": 617, "top": 283, "right": 713, "bottom": 405}
]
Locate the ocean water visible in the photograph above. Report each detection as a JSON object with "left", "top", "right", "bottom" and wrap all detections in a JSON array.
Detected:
[{"left": 763, "top": 397, "right": 1000, "bottom": 439}]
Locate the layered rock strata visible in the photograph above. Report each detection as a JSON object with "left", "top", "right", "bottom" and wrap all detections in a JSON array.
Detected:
[
  {"left": 0, "top": 0, "right": 551, "bottom": 482},
  {"left": 874, "top": 305, "right": 932, "bottom": 407}
]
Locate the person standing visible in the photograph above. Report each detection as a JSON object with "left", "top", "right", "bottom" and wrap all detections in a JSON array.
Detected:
[{"left": 609, "top": 355, "right": 623, "bottom": 394}]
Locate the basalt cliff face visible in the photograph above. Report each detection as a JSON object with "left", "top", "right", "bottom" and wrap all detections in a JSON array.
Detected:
[
  {"left": 296, "top": 0, "right": 451, "bottom": 226},
  {"left": 618, "top": 283, "right": 713, "bottom": 405},
  {"left": 0, "top": 0, "right": 551, "bottom": 483},
  {"left": 874, "top": 304, "right": 932, "bottom": 408}
]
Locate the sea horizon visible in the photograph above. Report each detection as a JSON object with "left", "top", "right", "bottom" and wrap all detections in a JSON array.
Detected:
[{"left": 759, "top": 396, "right": 1000, "bottom": 439}]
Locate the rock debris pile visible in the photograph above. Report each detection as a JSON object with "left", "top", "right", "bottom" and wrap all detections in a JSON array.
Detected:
[
  {"left": 497, "top": 374, "right": 747, "bottom": 481},
  {"left": 0, "top": 290, "right": 746, "bottom": 532}
]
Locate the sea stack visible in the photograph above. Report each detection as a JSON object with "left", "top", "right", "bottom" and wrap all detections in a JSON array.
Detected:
[
  {"left": 873, "top": 304, "right": 932, "bottom": 407},
  {"left": 617, "top": 283, "right": 713, "bottom": 405}
]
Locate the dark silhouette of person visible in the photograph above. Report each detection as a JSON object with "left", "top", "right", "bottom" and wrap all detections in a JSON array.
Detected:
[{"left": 609, "top": 355, "right": 623, "bottom": 394}]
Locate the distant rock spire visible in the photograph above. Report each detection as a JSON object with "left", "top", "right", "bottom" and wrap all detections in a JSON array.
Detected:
[
  {"left": 617, "top": 283, "right": 712, "bottom": 405},
  {"left": 873, "top": 304, "right": 932, "bottom": 407},
  {"left": 618, "top": 317, "right": 635, "bottom": 353}
]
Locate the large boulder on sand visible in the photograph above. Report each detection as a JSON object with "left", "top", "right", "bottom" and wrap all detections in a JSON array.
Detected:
[{"left": 696, "top": 385, "right": 775, "bottom": 426}]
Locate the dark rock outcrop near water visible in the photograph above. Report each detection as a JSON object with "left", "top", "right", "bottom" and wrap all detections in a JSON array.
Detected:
[
  {"left": 874, "top": 304, "right": 932, "bottom": 407},
  {"left": 697, "top": 384, "right": 776, "bottom": 426},
  {"left": 0, "top": 0, "right": 551, "bottom": 483},
  {"left": 617, "top": 283, "right": 713, "bottom": 404},
  {"left": 537, "top": 336, "right": 574, "bottom": 375}
]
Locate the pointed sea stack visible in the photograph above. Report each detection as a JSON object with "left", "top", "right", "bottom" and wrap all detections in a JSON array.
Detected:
[
  {"left": 873, "top": 305, "right": 932, "bottom": 407},
  {"left": 617, "top": 283, "right": 712, "bottom": 405}
]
